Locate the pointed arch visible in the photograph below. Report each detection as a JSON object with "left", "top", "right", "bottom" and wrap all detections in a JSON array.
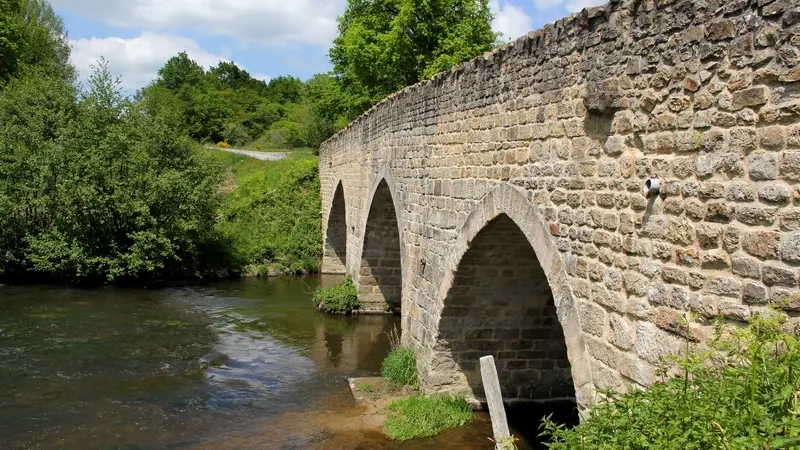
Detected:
[
  {"left": 357, "top": 165, "right": 404, "bottom": 314},
  {"left": 322, "top": 180, "right": 348, "bottom": 274},
  {"left": 432, "top": 184, "right": 593, "bottom": 409}
]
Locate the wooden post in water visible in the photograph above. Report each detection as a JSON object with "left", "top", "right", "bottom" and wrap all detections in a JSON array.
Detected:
[{"left": 480, "top": 355, "right": 510, "bottom": 449}]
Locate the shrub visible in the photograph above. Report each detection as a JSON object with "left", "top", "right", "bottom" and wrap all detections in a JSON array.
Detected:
[
  {"left": 208, "top": 152, "right": 321, "bottom": 274},
  {"left": 540, "top": 307, "right": 800, "bottom": 449},
  {"left": 221, "top": 122, "right": 250, "bottom": 147},
  {"left": 216, "top": 141, "right": 231, "bottom": 148},
  {"left": 383, "top": 395, "right": 474, "bottom": 440},
  {"left": 312, "top": 276, "right": 359, "bottom": 314},
  {"left": 381, "top": 346, "right": 419, "bottom": 388},
  {"left": 0, "top": 61, "right": 224, "bottom": 283}
]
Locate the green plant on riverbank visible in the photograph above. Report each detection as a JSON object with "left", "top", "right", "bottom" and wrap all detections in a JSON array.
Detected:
[
  {"left": 206, "top": 151, "right": 321, "bottom": 276},
  {"left": 540, "top": 306, "right": 800, "bottom": 449},
  {"left": 312, "top": 276, "right": 359, "bottom": 314},
  {"left": 383, "top": 394, "right": 475, "bottom": 441},
  {"left": 382, "top": 347, "right": 419, "bottom": 389},
  {"left": 0, "top": 60, "right": 224, "bottom": 283},
  {"left": 381, "top": 326, "right": 420, "bottom": 389}
]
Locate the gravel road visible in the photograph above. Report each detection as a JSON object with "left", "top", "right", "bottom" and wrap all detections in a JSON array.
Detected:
[{"left": 207, "top": 146, "right": 287, "bottom": 161}]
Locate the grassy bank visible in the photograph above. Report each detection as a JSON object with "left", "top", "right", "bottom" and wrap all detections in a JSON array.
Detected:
[
  {"left": 384, "top": 395, "right": 474, "bottom": 441},
  {"left": 541, "top": 307, "right": 800, "bottom": 449},
  {"left": 205, "top": 149, "right": 321, "bottom": 276}
]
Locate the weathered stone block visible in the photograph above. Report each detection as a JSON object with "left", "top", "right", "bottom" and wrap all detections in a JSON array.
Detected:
[
  {"left": 779, "top": 233, "right": 800, "bottom": 264},
  {"left": 737, "top": 204, "right": 778, "bottom": 225},
  {"left": 732, "top": 86, "right": 770, "bottom": 109},
  {"left": 727, "top": 182, "right": 757, "bottom": 201},
  {"left": 743, "top": 282, "right": 768, "bottom": 304},
  {"left": 696, "top": 223, "right": 723, "bottom": 248},
  {"left": 731, "top": 251, "right": 762, "bottom": 280},
  {"left": 760, "top": 126, "right": 786, "bottom": 150},
  {"left": 705, "top": 202, "right": 736, "bottom": 223},
  {"left": 707, "top": 20, "right": 736, "bottom": 41},
  {"left": 763, "top": 265, "right": 797, "bottom": 286},
  {"left": 748, "top": 152, "right": 780, "bottom": 180},
  {"left": 759, "top": 183, "right": 791, "bottom": 204},
  {"left": 781, "top": 152, "right": 800, "bottom": 180},
  {"left": 702, "top": 250, "right": 731, "bottom": 270},
  {"left": 743, "top": 231, "right": 780, "bottom": 259},
  {"left": 636, "top": 322, "right": 683, "bottom": 365}
]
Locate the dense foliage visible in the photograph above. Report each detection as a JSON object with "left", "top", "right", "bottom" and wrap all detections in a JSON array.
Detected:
[
  {"left": 0, "top": 60, "right": 225, "bottom": 283},
  {"left": 0, "top": 0, "right": 73, "bottom": 85},
  {"left": 0, "top": 0, "right": 227, "bottom": 282},
  {"left": 0, "top": 0, "right": 504, "bottom": 283},
  {"left": 328, "top": 0, "right": 499, "bottom": 113},
  {"left": 207, "top": 151, "right": 322, "bottom": 275},
  {"left": 541, "top": 308, "right": 800, "bottom": 449},
  {"left": 136, "top": 53, "right": 334, "bottom": 150},
  {"left": 137, "top": 0, "right": 501, "bottom": 149},
  {"left": 312, "top": 276, "right": 360, "bottom": 314},
  {"left": 383, "top": 395, "right": 474, "bottom": 440}
]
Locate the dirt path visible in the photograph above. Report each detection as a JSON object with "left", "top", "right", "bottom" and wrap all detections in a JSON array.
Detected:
[{"left": 206, "top": 146, "right": 287, "bottom": 161}]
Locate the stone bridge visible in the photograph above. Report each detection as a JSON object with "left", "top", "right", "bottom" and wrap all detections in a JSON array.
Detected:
[{"left": 319, "top": 0, "right": 800, "bottom": 412}]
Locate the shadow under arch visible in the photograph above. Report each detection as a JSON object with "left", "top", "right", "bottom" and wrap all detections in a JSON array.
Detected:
[
  {"left": 322, "top": 181, "right": 347, "bottom": 274},
  {"left": 357, "top": 166, "right": 403, "bottom": 314},
  {"left": 433, "top": 185, "right": 593, "bottom": 409}
]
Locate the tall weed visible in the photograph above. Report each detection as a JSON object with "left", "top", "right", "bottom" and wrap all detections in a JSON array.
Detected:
[{"left": 540, "top": 307, "right": 800, "bottom": 449}]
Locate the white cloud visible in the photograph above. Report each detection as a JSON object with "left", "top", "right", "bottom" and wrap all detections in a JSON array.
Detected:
[
  {"left": 69, "top": 32, "right": 230, "bottom": 90},
  {"left": 252, "top": 73, "right": 272, "bottom": 83},
  {"left": 564, "top": 0, "right": 606, "bottom": 12},
  {"left": 491, "top": 0, "right": 534, "bottom": 42},
  {"left": 51, "top": 0, "right": 347, "bottom": 48}
]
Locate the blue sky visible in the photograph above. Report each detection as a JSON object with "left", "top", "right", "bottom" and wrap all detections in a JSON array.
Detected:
[{"left": 50, "top": 0, "right": 605, "bottom": 92}]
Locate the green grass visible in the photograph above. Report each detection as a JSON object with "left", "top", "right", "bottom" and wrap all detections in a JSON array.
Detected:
[
  {"left": 203, "top": 149, "right": 321, "bottom": 275},
  {"left": 381, "top": 346, "right": 419, "bottom": 388},
  {"left": 356, "top": 383, "right": 374, "bottom": 393},
  {"left": 383, "top": 395, "right": 475, "bottom": 440},
  {"left": 541, "top": 306, "right": 800, "bottom": 449},
  {"left": 313, "top": 276, "right": 359, "bottom": 314}
]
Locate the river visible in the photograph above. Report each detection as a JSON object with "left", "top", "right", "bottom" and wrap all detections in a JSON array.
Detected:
[{"left": 0, "top": 276, "right": 573, "bottom": 449}]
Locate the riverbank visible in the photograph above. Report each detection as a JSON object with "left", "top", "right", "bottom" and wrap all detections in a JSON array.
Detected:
[{"left": 205, "top": 149, "right": 322, "bottom": 278}]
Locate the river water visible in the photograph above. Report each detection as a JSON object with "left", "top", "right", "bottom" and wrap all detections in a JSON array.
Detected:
[{"left": 0, "top": 276, "right": 573, "bottom": 449}]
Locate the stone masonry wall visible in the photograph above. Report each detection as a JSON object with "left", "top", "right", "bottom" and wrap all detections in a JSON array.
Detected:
[
  {"left": 439, "top": 213, "right": 574, "bottom": 400},
  {"left": 358, "top": 180, "right": 403, "bottom": 313},
  {"left": 319, "top": 0, "right": 800, "bottom": 411},
  {"left": 322, "top": 183, "right": 347, "bottom": 274}
]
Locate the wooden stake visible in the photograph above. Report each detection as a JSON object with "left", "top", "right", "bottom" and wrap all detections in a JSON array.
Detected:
[{"left": 480, "top": 355, "right": 510, "bottom": 448}]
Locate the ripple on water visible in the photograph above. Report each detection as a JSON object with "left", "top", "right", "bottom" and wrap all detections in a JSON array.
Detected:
[{"left": 0, "top": 277, "right": 572, "bottom": 450}]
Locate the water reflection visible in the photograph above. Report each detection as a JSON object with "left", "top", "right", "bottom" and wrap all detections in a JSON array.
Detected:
[
  {"left": 0, "top": 277, "right": 571, "bottom": 450},
  {"left": 0, "top": 276, "right": 401, "bottom": 449}
]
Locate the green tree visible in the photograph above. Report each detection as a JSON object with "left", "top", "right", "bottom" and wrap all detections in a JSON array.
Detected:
[
  {"left": 329, "top": 0, "right": 498, "bottom": 108},
  {"left": 185, "top": 87, "right": 234, "bottom": 142},
  {"left": 265, "top": 76, "right": 303, "bottom": 104},
  {"left": 157, "top": 51, "right": 205, "bottom": 92},
  {"left": 208, "top": 61, "right": 252, "bottom": 92},
  {"left": 304, "top": 73, "right": 352, "bottom": 131},
  {"left": 0, "top": 59, "right": 225, "bottom": 282},
  {"left": 0, "top": 0, "right": 73, "bottom": 85}
]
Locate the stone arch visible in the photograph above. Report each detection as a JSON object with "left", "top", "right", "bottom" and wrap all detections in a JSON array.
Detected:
[
  {"left": 357, "top": 166, "right": 404, "bottom": 314},
  {"left": 322, "top": 180, "right": 348, "bottom": 274},
  {"left": 433, "top": 185, "right": 593, "bottom": 409}
]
